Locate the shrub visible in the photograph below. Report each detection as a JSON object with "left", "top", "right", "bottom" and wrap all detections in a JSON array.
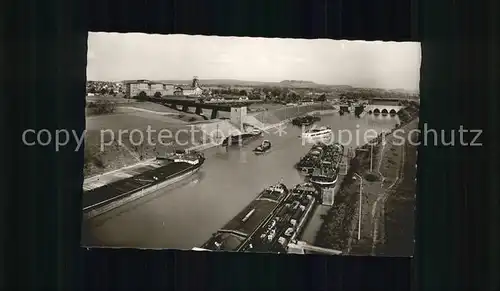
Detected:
[
  {"left": 364, "top": 172, "right": 380, "bottom": 182},
  {"left": 87, "top": 100, "right": 116, "bottom": 115}
]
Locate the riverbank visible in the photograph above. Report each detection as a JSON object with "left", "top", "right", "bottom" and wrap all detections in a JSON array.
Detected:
[{"left": 313, "top": 117, "right": 418, "bottom": 255}]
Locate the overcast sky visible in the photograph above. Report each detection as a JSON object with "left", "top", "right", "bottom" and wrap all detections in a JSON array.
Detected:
[{"left": 87, "top": 32, "right": 421, "bottom": 91}]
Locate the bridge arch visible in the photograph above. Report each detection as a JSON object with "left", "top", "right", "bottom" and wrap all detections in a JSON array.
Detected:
[
  {"left": 368, "top": 110, "right": 373, "bottom": 114},
  {"left": 373, "top": 108, "right": 380, "bottom": 115},
  {"left": 381, "top": 109, "right": 389, "bottom": 115},
  {"left": 389, "top": 109, "right": 397, "bottom": 115}
]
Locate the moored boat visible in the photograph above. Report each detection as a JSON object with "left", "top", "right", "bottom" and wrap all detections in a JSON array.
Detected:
[
  {"left": 83, "top": 149, "right": 205, "bottom": 218},
  {"left": 309, "top": 161, "right": 339, "bottom": 187}
]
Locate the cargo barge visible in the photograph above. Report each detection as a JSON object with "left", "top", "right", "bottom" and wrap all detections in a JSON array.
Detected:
[
  {"left": 239, "top": 183, "right": 317, "bottom": 253},
  {"left": 201, "top": 182, "right": 289, "bottom": 251},
  {"left": 82, "top": 150, "right": 205, "bottom": 219}
]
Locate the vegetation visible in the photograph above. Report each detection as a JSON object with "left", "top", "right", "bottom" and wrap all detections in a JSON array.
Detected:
[
  {"left": 397, "top": 101, "right": 420, "bottom": 124},
  {"left": 364, "top": 172, "right": 380, "bottom": 182},
  {"left": 153, "top": 91, "right": 162, "bottom": 98},
  {"left": 135, "top": 91, "right": 148, "bottom": 102},
  {"left": 86, "top": 100, "right": 117, "bottom": 115},
  {"left": 83, "top": 145, "right": 105, "bottom": 175}
]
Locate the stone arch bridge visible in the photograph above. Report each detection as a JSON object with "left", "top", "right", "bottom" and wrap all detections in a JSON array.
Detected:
[{"left": 364, "top": 104, "right": 404, "bottom": 115}]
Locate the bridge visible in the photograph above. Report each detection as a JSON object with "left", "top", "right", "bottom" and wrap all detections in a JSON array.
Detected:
[
  {"left": 148, "top": 97, "right": 262, "bottom": 119},
  {"left": 364, "top": 104, "right": 404, "bottom": 115}
]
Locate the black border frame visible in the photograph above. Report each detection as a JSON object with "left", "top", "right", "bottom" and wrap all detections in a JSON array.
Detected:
[{"left": 2, "top": 0, "right": 499, "bottom": 289}]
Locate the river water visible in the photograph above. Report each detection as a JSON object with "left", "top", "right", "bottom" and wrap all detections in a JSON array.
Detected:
[{"left": 81, "top": 113, "right": 399, "bottom": 249}]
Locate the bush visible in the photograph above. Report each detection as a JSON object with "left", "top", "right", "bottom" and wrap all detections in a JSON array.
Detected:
[
  {"left": 87, "top": 100, "right": 116, "bottom": 115},
  {"left": 84, "top": 146, "right": 105, "bottom": 170},
  {"left": 364, "top": 172, "right": 380, "bottom": 182},
  {"left": 135, "top": 91, "right": 148, "bottom": 102}
]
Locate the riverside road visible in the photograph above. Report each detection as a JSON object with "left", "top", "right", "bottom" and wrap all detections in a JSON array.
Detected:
[{"left": 81, "top": 113, "right": 399, "bottom": 249}]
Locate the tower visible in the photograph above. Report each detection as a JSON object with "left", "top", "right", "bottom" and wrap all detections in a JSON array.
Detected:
[
  {"left": 192, "top": 76, "right": 199, "bottom": 88},
  {"left": 230, "top": 107, "right": 247, "bottom": 132}
]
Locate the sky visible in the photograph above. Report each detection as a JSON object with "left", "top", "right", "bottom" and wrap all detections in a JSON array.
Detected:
[{"left": 87, "top": 32, "right": 421, "bottom": 91}]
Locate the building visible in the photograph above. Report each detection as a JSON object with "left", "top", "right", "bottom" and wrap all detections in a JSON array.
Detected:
[
  {"left": 123, "top": 80, "right": 175, "bottom": 98},
  {"left": 173, "top": 85, "right": 203, "bottom": 97},
  {"left": 173, "top": 77, "right": 204, "bottom": 97}
]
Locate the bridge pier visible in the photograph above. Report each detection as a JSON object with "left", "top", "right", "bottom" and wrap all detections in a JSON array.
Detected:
[
  {"left": 170, "top": 104, "right": 178, "bottom": 110},
  {"left": 211, "top": 109, "right": 219, "bottom": 119},
  {"left": 182, "top": 105, "right": 189, "bottom": 112},
  {"left": 195, "top": 106, "right": 202, "bottom": 115}
]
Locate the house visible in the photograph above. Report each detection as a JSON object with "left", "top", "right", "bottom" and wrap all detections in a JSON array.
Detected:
[
  {"left": 123, "top": 80, "right": 175, "bottom": 98},
  {"left": 173, "top": 77, "right": 204, "bottom": 97},
  {"left": 173, "top": 85, "right": 203, "bottom": 97}
]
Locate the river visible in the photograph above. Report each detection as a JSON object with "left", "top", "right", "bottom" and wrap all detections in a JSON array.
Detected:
[{"left": 81, "top": 113, "right": 399, "bottom": 249}]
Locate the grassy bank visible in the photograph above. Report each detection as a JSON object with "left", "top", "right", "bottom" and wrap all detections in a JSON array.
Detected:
[{"left": 376, "top": 130, "right": 418, "bottom": 256}]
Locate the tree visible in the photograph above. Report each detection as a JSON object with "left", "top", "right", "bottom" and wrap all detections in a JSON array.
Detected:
[
  {"left": 317, "top": 93, "right": 327, "bottom": 102},
  {"left": 153, "top": 91, "right": 162, "bottom": 98},
  {"left": 136, "top": 91, "right": 148, "bottom": 101},
  {"left": 239, "top": 89, "right": 247, "bottom": 96}
]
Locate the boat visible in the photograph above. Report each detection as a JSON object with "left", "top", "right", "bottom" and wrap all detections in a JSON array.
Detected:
[
  {"left": 295, "top": 142, "right": 328, "bottom": 175},
  {"left": 309, "top": 161, "right": 339, "bottom": 187},
  {"left": 309, "top": 143, "right": 344, "bottom": 187},
  {"left": 239, "top": 183, "right": 317, "bottom": 254},
  {"left": 301, "top": 126, "right": 332, "bottom": 140},
  {"left": 82, "top": 150, "right": 205, "bottom": 218},
  {"left": 253, "top": 140, "right": 272, "bottom": 154},
  {"left": 200, "top": 181, "right": 289, "bottom": 252},
  {"left": 221, "top": 130, "right": 263, "bottom": 147},
  {"left": 292, "top": 115, "right": 321, "bottom": 127}
]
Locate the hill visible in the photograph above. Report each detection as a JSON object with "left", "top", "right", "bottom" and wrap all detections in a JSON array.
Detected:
[{"left": 279, "top": 80, "right": 317, "bottom": 87}]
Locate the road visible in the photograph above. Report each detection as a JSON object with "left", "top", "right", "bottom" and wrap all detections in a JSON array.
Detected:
[{"left": 81, "top": 113, "right": 400, "bottom": 249}]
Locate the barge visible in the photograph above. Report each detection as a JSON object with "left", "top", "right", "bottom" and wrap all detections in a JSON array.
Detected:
[
  {"left": 82, "top": 150, "right": 205, "bottom": 219},
  {"left": 295, "top": 143, "right": 327, "bottom": 175},
  {"left": 292, "top": 115, "right": 321, "bottom": 127},
  {"left": 201, "top": 182, "right": 289, "bottom": 251},
  {"left": 239, "top": 183, "right": 317, "bottom": 253}
]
